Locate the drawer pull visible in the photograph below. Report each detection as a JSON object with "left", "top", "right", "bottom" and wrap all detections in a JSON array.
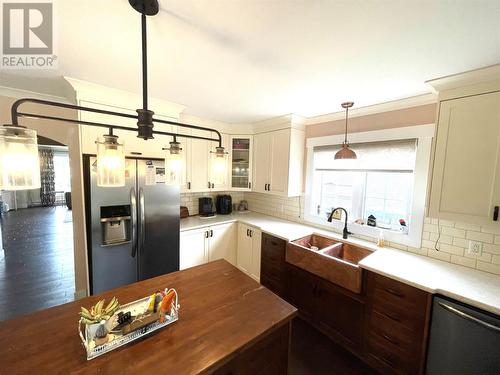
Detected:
[
  {"left": 382, "top": 311, "right": 401, "bottom": 322},
  {"left": 385, "top": 287, "right": 404, "bottom": 298},
  {"left": 382, "top": 334, "right": 398, "bottom": 345}
]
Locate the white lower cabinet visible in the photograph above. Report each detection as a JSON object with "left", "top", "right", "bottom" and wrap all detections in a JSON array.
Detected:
[
  {"left": 179, "top": 223, "right": 237, "bottom": 270},
  {"left": 179, "top": 227, "right": 207, "bottom": 270},
  {"left": 237, "top": 223, "right": 262, "bottom": 281},
  {"left": 208, "top": 223, "right": 237, "bottom": 264}
]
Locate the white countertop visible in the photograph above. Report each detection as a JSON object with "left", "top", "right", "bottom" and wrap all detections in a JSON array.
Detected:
[{"left": 181, "top": 212, "right": 500, "bottom": 315}]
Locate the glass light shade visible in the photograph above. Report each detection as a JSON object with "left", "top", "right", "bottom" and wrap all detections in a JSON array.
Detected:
[
  {"left": 0, "top": 126, "right": 41, "bottom": 190},
  {"left": 165, "top": 141, "right": 183, "bottom": 185},
  {"left": 210, "top": 147, "right": 228, "bottom": 185},
  {"left": 96, "top": 135, "right": 125, "bottom": 187}
]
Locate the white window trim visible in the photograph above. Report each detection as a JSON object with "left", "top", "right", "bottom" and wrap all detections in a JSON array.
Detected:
[{"left": 304, "top": 124, "right": 435, "bottom": 248}]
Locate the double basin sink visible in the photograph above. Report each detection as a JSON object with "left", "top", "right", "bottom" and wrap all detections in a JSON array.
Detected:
[{"left": 286, "top": 234, "right": 372, "bottom": 293}]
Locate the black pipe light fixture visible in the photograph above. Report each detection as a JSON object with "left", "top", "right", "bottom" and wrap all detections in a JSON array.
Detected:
[
  {"left": 0, "top": 0, "right": 227, "bottom": 189},
  {"left": 334, "top": 102, "right": 357, "bottom": 160}
]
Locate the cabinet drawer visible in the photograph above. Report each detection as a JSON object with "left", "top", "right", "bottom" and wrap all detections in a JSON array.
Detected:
[
  {"left": 262, "top": 235, "right": 286, "bottom": 259},
  {"left": 367, "top": 272, "right": 428, "bottom": 331},
  {"left": 368, "top": 310, "right": 417, "bottom": 356},
  {"left": 367, "top": 333, "right": 413, "bottom": 375}
]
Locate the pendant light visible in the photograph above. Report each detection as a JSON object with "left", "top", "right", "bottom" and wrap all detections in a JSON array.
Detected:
[
  {"left": 164, "top": 139, "right": 183, "bottom": 185},
  {"left": 4, "top": 0, "right": 228, "bottom": 190},
  {"left": 334, "top": 102, "right": 357, "bottom": 160},
  {"left": 95, "top": 133, "right": 125, "bottom": 187},
  {"left": 210, "top": 146, "right": 228, "bottom": 185},
  {"left": 0, "top": 125, "right": 41, "bottom": 190}
]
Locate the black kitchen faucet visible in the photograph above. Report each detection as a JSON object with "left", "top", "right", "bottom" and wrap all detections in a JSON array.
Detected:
[{"left": 327, "top": 207, "right": 351, "bottom": 239}]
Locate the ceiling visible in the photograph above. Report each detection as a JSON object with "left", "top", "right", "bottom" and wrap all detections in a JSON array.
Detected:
[{"left": 2, "top": 0, "right": 500, "bottom": 123}]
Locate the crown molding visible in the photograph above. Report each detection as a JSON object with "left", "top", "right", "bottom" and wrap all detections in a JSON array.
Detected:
[
  {"left": 64, "top": 77, "right": 186, "bottom": 120},
  {"left": 302, "top": 94, "right": 437, "bottom": 126},
  {"left": 426, "top": 64, "right": 500, "bottom": 93},
  {"left": 0, "top": 85, "right": 74, "bottom": 104},
  {"left": 252, "top": 114, "right": 306, "bottom": 133}
]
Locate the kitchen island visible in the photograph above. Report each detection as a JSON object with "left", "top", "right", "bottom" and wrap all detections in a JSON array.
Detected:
[{"left": 0, "top": 260, "right": 297, "bottom": 374}]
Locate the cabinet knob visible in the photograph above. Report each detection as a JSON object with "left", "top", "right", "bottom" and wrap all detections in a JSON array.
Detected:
[
  {"left": 187, "top": 182, "right": 191, "bottom": 190},
  {"left": 208, "top": 182, "right": 211, "bottom": 189},
  {"left": 494, "top": 206, "right": 499, "bottom": 221}
]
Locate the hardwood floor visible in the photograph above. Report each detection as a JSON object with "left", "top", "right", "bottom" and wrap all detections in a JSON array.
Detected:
[
  {"left": 0, "top": 206, "right": 75, "bottom": 321},
  {"left": 290, "top": 318, "right": 378, "bottom": 375}
]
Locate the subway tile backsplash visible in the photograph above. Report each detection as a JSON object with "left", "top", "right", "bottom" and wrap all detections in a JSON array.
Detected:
[
  {"left": 180, "top": 191, "right": 244, "bottom": 216},
  {"left": 242, "top": 192, "right": 500, "bottom": 277}
]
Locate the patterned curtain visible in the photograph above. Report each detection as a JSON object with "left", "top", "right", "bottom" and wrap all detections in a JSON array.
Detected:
[{"left": 39, "top": 149, "right": 55, "bottom": 206}]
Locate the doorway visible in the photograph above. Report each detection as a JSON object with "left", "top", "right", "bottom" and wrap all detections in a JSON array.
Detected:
[{"left": 0, "top": 140, "right": 74, "bottom": 321}]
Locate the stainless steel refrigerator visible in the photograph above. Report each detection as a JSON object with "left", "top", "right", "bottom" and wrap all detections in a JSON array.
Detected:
[{"left": 84, "top": 156, "right": 179, "bottom": 294}]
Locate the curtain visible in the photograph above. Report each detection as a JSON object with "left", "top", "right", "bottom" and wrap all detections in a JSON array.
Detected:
[
  {"left": 39, "top": 149, "right": 55, "bottom": 206},
  {"left": 313, "top": 139, "right": 417, "bottom": 171}
]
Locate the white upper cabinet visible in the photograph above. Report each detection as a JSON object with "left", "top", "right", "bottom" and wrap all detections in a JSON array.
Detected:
[
  {"left": 229, "top": 136, "right": 253, "bottom": 191},
  {"left": 253, "top": 133, "right": 270, "bottom": 194},
  {"left": 253, "top": 128, "right": 305, "bottom": 197},
  {"left": 210, "top": 133, "right": 230, "bottom": 192},
  {"left": 189, "top": 129, "right": 211, "bottom": 192},
  {"left": 429, "top": 91, "right": 500, "bottom": 225},
  {"left": 427, "top": 66, "right": 500, "bottom": 225}
]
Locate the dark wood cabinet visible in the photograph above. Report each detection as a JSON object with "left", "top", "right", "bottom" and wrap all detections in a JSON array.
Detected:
[
  {"left": 212, "top": 323, "right": 290, "bottom": 375},
  {"left": 365, "top": 271, "right": 431, "bottom": 375},
  {"left": 316, "top": 278, "right": 364, "bottom": 351},
  {"left": 260, "top": 233, "right": 432, "bottom": 375},
  {"left": 286, "top": 264, "right": 365, "bottom": 355},
  {"left": 261, "top": 233, "right": 287, "bottom": 297},
  {"left": 285, "top": 264, "right": 317, "bottom": 320}
]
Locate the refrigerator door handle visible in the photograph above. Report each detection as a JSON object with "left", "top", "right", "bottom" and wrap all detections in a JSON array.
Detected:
[
  {"left": 130, "top": 188, "right": 137, "bottom": 257},
  {"left": 139, "top": 187, "right": 146, "bottom": 251}
]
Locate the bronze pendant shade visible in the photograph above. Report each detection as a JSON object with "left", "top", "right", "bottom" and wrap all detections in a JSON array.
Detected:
[{"left": 334, "top": 102, "right": 357, "bottom": 160}]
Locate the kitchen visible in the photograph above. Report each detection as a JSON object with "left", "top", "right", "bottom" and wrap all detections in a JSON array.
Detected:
[{"left": 0, "top": 1, "right": 500, "bottom": 374}]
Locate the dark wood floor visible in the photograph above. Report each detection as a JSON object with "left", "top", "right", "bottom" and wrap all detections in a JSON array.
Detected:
[
  {"left": 290, "top": 318, "right": 378, "bottom": 375},
  {"left": 0, "top": 206, "right": 75, "bottom": 321}
]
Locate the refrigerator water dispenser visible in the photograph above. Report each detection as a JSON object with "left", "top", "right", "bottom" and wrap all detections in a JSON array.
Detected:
[{"left": 100, "top": 205, "right": 131, "bottom": 245}]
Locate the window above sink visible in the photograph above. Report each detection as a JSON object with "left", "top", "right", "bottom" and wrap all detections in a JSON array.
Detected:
[{"left": 304, "top": 125, "right": 435, "bottom": 248}]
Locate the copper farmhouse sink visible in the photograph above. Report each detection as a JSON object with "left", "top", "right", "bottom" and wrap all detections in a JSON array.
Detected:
[{"left": 286, "top": 234, "right": 372, "bottom": 293}]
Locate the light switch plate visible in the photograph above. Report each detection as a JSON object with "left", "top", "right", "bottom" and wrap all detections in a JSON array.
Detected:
[
  {"left": 332, "top": 209, "right": 342, "bottom": 220},
  {"left": 468, "top": 240, "right": 482, "bottom": 256}
]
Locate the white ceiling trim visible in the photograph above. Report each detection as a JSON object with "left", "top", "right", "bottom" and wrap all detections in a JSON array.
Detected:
[
  {"left": 303, "top": 94, "right": 437, "bottom": 126},
  {"left": 0, "top": 85, "right": 74, "bottom": 104},
  {"left": 64, "top": 77, "right": 187, "bottom": 120}
]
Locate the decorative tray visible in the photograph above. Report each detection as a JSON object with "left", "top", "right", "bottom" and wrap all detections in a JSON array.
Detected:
[{"left": 78, "top": 288, "right": 179, "bottom": 360}]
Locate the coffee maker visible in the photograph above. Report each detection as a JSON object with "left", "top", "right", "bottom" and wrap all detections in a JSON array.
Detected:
[
  {"left": 198, "top": 197, "right": 215, "bottom": 217},
  {"left": 216, "top": 195, "right": 232, "bottom": 215}
]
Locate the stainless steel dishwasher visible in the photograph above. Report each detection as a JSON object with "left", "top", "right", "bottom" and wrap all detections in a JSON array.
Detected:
[{"left": 426, "top": 295, "right": 500, "bottom": 374}]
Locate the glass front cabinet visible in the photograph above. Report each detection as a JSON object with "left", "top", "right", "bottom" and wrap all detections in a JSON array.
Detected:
[{"left": 229, "top": 136, "right": 253, "bottom": 191}]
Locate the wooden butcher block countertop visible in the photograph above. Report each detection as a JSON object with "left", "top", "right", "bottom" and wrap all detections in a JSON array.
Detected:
[{"left": 0, "top": 260, "right": 297, "bottom": 374}]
